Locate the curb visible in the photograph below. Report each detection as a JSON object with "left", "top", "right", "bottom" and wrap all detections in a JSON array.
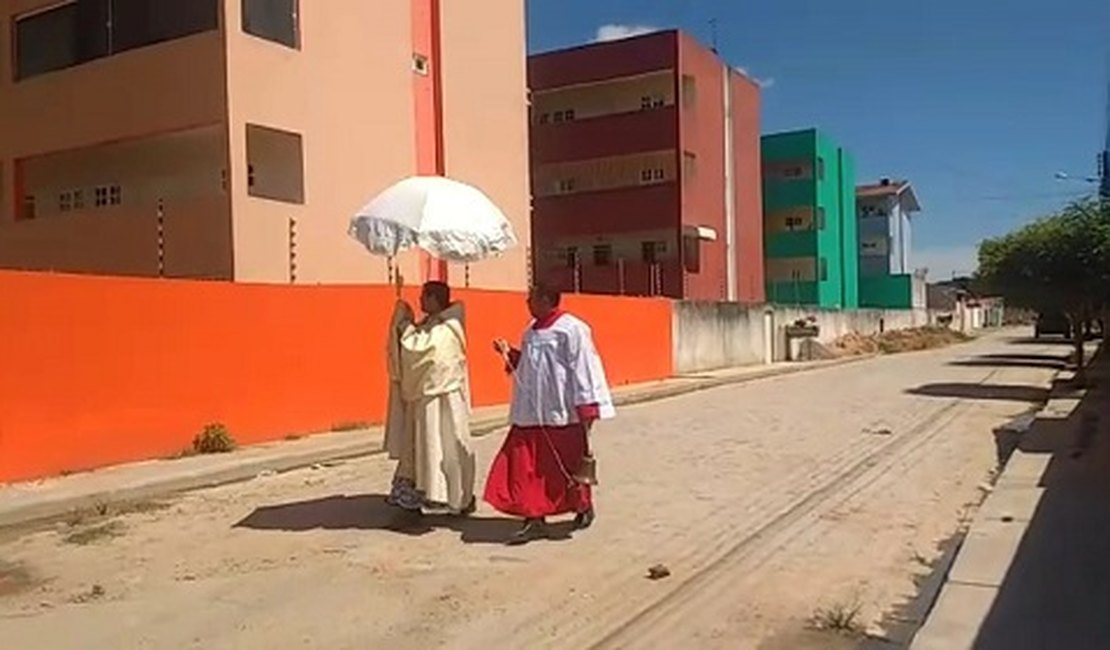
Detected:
[{"left": 0, "top": 354, "right": 872, "bottom": 531}]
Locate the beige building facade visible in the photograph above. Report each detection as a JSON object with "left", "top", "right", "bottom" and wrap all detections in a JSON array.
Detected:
[{"left": 0, "top": 0, "right": 530, "bottom": 290}]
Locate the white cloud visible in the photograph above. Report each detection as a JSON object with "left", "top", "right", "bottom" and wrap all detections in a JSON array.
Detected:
[
  {"left": 733, "top": 66, "right": 775, "bottom": 89},
  {"left": 594, "top": 24, "right": 658, "bottom": 42},
  {"left": 912, "top": 245, "right": 980, "bottom": 282}
]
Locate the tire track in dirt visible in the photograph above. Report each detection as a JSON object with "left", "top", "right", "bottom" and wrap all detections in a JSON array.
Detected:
[{"left": 462, "top": 394, "right": 968, "bottom": 649}]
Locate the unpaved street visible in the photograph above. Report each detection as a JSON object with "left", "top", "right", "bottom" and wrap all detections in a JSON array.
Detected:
[{"left": 0, "top": 331, "right": 1064, "bottom": 649}]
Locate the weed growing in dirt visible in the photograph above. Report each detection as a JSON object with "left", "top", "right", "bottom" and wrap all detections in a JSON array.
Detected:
[
  {"left": 192, "top": 423, "right": 237, "bottom": 454},
  {"left": 63, "top": 521, "right": 125, "bottom": 546},
  {"left": 812, "top": 598, "right": 864, "bottom": 633},
  {"left": 331, "top": 421, "right": 370, "bottom": 432},
  {"left": 69, "top": 583, "right": 106, "bottom": 604}
]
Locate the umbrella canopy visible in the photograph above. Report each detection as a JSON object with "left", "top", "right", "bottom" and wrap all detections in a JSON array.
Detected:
[{"left": 349, "top": 176, "right": 517, "bottom": 263}]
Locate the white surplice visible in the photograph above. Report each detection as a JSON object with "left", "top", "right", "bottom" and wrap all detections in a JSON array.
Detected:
[
  {"left": 509, "top": 313, "right": 615, "bottom": 427},
  {"left": 384, "top": 302, "right": 475, "bottom": 512}
]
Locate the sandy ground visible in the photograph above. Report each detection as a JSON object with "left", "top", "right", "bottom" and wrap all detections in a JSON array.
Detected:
[{"left": 0, "top": 331, "right": 1064, "bottom": 649}]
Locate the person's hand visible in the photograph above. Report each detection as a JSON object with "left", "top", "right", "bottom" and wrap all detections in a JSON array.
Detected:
[
  {"left": 493, "top": 338, "right": 511, "bottom": 356},
  {"left": 395, "top": 299, "right": 413, "bottom": 319}
]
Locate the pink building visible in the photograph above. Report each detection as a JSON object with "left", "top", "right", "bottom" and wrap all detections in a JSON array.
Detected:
[{"left": 0, "top": 0, "right": 530, "bottom": 290}]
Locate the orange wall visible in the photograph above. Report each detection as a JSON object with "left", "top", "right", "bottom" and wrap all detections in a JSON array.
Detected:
[{"left": 0, "top": 271, "right": 672, "bottom": 483}]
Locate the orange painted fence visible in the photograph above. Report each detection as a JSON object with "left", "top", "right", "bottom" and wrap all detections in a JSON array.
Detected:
[{"left": 0, "top": 271, "right": 673, "bottom": 483}]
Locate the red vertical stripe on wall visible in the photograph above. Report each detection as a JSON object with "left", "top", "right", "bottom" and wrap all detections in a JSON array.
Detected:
[{"left": 411, "top": 0, "right": 448, "bottom": 282}]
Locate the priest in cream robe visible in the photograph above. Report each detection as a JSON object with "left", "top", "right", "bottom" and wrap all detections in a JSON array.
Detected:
[
  {"left": 485, "top": 283, "right": 615, "bottom": 544},
  {"left": 384, "top": 281, "right": 476, "bottom": 516}
]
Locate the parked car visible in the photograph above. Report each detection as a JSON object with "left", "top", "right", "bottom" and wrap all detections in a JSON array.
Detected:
[{"left": 1034, "top": 311, "right": 1071, "bottom": 338}]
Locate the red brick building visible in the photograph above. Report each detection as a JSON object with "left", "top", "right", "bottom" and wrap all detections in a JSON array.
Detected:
[{"left": 528, "top": 30, "right": 765, "bottom": 302}]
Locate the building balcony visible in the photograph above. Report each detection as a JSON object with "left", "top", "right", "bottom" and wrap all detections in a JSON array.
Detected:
[
  {"left": 766, "top": 231, "right": 818, "bottom": 258},
  {"left": 763, "top": 179, "right": 816, "bottom": 212},
  {"left": 766, "top": 280, "right": 819, "bottom": 306},
  {"left": 533, "top": 183, "right": 679, "bottom": 239},
  {"left": 531, "top": 106, "right": 678, "bottom": 164},
  {"left": 2, "top": 28, "right": 226, "bottom": 158}
]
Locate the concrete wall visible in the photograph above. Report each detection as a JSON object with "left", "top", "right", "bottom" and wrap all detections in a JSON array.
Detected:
[{"left": 674, "top": 300, "right": 932, "bottom": 373}]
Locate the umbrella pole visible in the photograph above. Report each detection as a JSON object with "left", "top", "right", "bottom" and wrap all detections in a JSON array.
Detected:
[{"left": 465, "top": 263, "right": 471, "bottom": 288}]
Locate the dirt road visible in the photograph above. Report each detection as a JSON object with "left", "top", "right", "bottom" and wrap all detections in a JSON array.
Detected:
[{"left": 0, "top": 331, "right": 1065, "bottom": 649}]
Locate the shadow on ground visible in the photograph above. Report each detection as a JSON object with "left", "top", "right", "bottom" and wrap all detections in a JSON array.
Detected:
[
  {"left": 949, "top": 352, "right": 1071, "bottom": 371},
  {"left": 905, "top": 383, "right": 1049, "bottom": 403},
  {"left": 234, "top": 494, "right": 577, "bottom": 545},
  {"left": 971, "top": 353, "right": 1110, "bottom": 649}
]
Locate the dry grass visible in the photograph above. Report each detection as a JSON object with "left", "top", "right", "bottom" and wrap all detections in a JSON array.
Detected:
[
  {"left": 830, "top": 327, "right": 970, "bottom": 357},
  {"left": 811, "top": 598, "right": 864, "bottom": 634}
]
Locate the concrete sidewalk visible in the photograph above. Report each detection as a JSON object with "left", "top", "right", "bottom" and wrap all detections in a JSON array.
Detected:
[
  {"left": 911, "top": 355, "right": 1108, "bottom": 650},
  {"left": 0, "top": 356, "right": 869, "bottom": 530}
]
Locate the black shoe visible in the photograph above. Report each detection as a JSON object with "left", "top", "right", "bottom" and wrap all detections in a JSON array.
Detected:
[
  {"left": 574, "top": 507, "right": 595, "bottom": 530},
  {"left": 457, "top": 496, "right": 477, "bottom": 517},
  {"left": 506, "top": 518, "right": 547, "bottom": 546}
]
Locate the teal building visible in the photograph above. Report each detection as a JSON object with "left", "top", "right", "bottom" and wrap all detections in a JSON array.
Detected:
[{"left": 761, "top": 129, "right": 859, "bottom": 308}]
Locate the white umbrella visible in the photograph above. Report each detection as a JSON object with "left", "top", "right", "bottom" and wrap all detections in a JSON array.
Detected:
[{"left": 349, "top": 176, "right": 518, "bottom": 263}]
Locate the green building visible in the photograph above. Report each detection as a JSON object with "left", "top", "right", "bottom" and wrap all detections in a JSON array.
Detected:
[{"left": 761, "top": 129, "right": 859, "bottom": 309}]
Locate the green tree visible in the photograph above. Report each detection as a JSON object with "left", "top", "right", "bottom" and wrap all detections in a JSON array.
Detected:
[{"left": 977, "top": 198, "right": 1110, "bottom": 378}]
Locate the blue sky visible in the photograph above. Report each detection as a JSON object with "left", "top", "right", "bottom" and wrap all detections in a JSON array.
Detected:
[{"left": 526, "top": 0, "right": 1110, "bottom": 280}]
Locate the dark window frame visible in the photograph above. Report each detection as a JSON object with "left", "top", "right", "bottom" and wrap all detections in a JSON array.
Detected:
[
  {"left": 13, "top": 0, "right": 219, "bottom": 82},
  {"left": 242, "top": 0, "right": 300, "bottom": 49}
]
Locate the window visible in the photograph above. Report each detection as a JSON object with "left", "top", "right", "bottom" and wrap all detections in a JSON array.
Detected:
[
  {"left": 20, "top": 195, "right": 36, "bottom": 221},
  {"left": 112, "top": 0, "right": 220, "bottom": 54},
  {"left": 783, "top": 166, "right": 804, "bottom": 178},
  {"left": 14, "top": 1, "right": 219, "bottom": 81},
  {"left": 817, "top": 207, "right": 826, "bottom": 230},
  {"left": 412, "top": 54, "right": 429, "bottom": 75},
  {"left": 15, "top": 4, "right": 82, "bottom": 80},
  {"left": 73, "top": 189, "right": 85, "bottom": 209},
  {"left": 819, "top": 257, "right": 829, "bottom": 282},
  {"left": 641, "top": 96, "right": 652, "bottom": 110},
  {"left": 817, "top": 157, "right": 826, "bottom": 181},
  {"left": 566, "top": 247, "right": 580, "bottom": 269},
  {"left": 593, "top": 244, "right": 613, "bottom": 267},
  {"left": 642, "top": 241, "right": 666, "bottom": 264},
  {"left": 555, "top": 178, "right": 576, "bottom": 194},
  {"left": 785, "top": 216, "right": 802, "bottom": 232},
  {"left": 246, "top": 124, "right": 305, "bottom": 204},
  {"left": 640, "top": 168, "right": 665, "bottom": 183},
  {"left": 94, "top": 184, "right": 121, "bottom": 207},
  {"left": 538, "top": 113, "right": 550, "bottom": 125},
  {"left": 564, "top": 109, "right": 576, "bottom": 121},
  {"left": 59, "top": 191, "right": 73, "bottom": 213},
  {"left": 553, "top": 111, "right": 565, "bottom": 123},
  {"left": 243, "top": 0, "right": 299, "bottom": 49},
  {"left": 641, "top": 95, "right": 665, "bottom": 110}
]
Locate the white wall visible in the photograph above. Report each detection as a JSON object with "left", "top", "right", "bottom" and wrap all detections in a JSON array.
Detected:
[{"left": 674, "top": 301, "right": 933, "bottom": 373}]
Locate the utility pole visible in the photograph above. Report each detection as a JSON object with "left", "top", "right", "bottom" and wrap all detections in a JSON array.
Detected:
[{"left": 1100, "top": 62, "right": 1110, "bottom": 202}]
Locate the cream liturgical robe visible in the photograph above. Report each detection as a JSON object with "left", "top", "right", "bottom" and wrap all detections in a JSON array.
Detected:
[{"left": 384, "top": 302, "right": 475, "bottom": 512}]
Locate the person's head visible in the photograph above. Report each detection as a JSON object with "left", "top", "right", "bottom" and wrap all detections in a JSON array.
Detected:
[
  {"left": 420, "top": 281, "right": 451, "bottom": 316},
  {"left": 527, "top": 283, "right": 562, "bottom": 320}
]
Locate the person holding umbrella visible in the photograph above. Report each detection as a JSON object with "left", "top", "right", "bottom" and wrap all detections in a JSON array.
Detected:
[
  {"left": 349, "top": 175, "right": 519, "bottom": 517},
  {"left": 383, "top": 273, "right": 476, "bottom": 516}
]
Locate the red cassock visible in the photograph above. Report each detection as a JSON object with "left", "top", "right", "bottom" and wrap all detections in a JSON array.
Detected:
[{"left": 483, "top": 311, "right": 603, "bottom": 518}]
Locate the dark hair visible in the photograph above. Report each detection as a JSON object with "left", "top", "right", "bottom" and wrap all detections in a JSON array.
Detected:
[
  {"left": 422, "top": 281, "right": 451, "bottom": 308},
  {"left": 529, "top": 282, "right": 562, "bottom": 308}
]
